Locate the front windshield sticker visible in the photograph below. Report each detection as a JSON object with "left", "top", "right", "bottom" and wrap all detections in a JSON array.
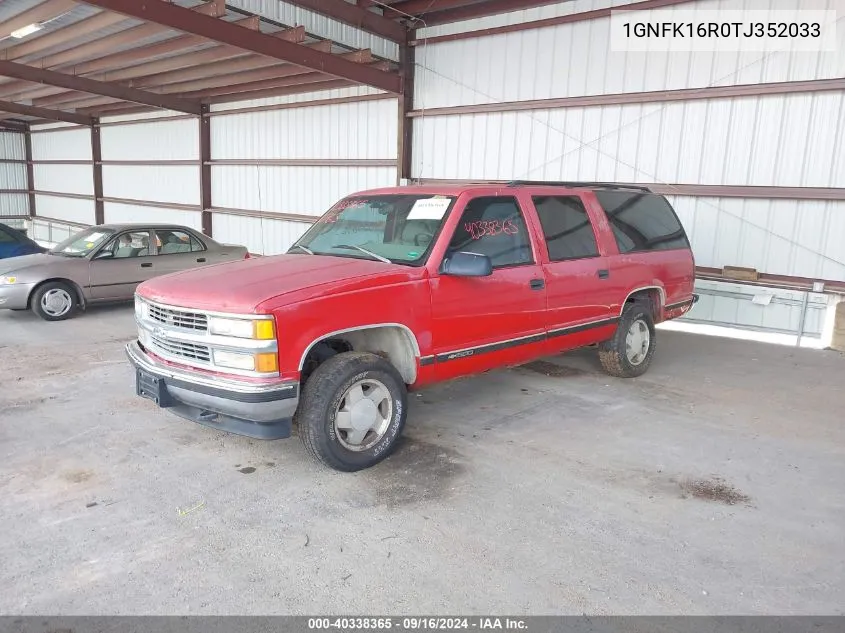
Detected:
[{"left": 407, "top": 198, "right": 452, "bottom": 220}]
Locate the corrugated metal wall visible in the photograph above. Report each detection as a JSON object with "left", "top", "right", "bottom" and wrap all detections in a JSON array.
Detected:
[
  {"left": 30, "top": 125, "right": 96, "bottom": 224},
  {"left": 413, "top": 0, "right": 845, "bottom": 336},
  {"left": 100, "top": 112, "right": 202, "bottom": 225},
  {"left": 0, "top": 131, "right": 28, "bottom": 216},
  {"left": 209, "top": 85, "right": 399, "bottom": 252}
]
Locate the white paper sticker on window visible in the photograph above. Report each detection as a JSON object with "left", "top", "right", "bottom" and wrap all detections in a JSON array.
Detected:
[{"left": 407, "top": 198, "right": 451, "bottom": 220}]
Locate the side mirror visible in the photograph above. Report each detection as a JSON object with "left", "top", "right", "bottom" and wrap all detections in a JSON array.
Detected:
[{"left": 440, "top": 251, "right": 493, "bottom": 277}]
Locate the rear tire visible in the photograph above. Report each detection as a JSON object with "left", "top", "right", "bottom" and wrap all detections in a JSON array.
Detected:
[
  {"left": 31, "top": 281, "right": 78, "bottom": 321},
  {"left": 297, "top": 351, "right": 408, "bottom": 472},
  {"left": 598, "top": 302, "right": 656, "bottom": 378}
]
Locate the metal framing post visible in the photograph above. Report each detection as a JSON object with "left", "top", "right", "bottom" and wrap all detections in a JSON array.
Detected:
[
  {"left": 796, "top": 290, "right": 810, "bottom": 347},
  {"left": 91, "top": 118, "right": 104, "bottom": 225},
  {"left": 397, "top": 42, "right": 415, "bottom": 184},
  {"left": 24, "top": 123, "right": 36, "bottom": 218},
  {"left": 199, "top": 104, "right": 213, "bottom": 236}
]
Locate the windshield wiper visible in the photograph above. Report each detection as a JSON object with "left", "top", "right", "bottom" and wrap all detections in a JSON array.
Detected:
[
  {"left": 331, "top": 244, "right": 391, "bottom": 264},
  {"left": 289, "top": 244, "right": 314, "bottom": 255}
]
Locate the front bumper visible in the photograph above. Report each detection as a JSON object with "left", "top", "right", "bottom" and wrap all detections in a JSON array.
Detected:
[
  {"left": 125, "top": 340, "right": 298, "bottom": 440},
  {"left": 0, "top": 282, "right": 35, "bottom": 310}
]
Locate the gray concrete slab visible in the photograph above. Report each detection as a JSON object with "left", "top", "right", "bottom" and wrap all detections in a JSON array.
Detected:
[{"left": 1, "top": 305, "right": 843, "bottom": 615}]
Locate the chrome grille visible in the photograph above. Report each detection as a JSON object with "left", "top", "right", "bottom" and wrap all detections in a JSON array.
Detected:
[
  {"left": 149, "top": 335, "right": 211, "bottom": 363},
  {"left": 147, "top": 303, "right": 208, "bottom": 331}
]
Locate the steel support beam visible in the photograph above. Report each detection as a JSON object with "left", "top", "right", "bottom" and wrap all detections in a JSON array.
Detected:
[
  {"left": 91, "top": 120, "right": 104, "bottom": 225},
  {"left": 421, "top": 0, "right": 619, "bottom": 25},
  {"left": 0, "top": 60, "right": 202, "bottom": 115},
  {"left": 0, "top": 99, "right": 93, "bottom": 126},
  {"left": 78, "top": 0, "right": 402, "bottom": 93},
  {"left": 281, "top": 0, "right": 407, "bottom": 42},
  {"left": 389, "top": 0, "right": 479, "bottom": 16},
  {"left": 199, "top": 106, "right": 212, "bottom": 237},
  {"left": 24, "top": 124, "right": 36, "bottom": 218},
  {"left": 397, "top": 45, "right": 414, "bottom": 182}
]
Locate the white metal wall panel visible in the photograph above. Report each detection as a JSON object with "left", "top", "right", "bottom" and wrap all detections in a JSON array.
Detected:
[
  {"left": 30, "top": 129, "right": 93, "bottom": 161},
  {"left": 412, "top": 92, "right": 845, "bottom": 188},
  {"left": 33, "top": 164, "right": 93, "bottom": 196},
  {"left": 225, "top": 0, "right": 399, "bottom": 61},
  {"left": 211, "top": 165, "right": 397, "bottom": 215},
  {"left": 671, "top": 197, "right": 845, "bottom": 281},
  {"left": 210, "top": 99, "right": 397, "bottom": 160},
  {"left": 212, "top": 213, "right": 311, "bottom": 255},
  {"left": 101, "top": 119, "right": 199, "bottom": 161},
  {"left": 210, "top": 85, "right": 387, "bottom": 113},
  {"left": 103, "top": 201, "right": 202, "bottom": 230},
  {"left": 34, "top": 194, "right": 95, "bottom": 225},
  {"left": 0, "top": 132, "right": 25, "bottom": 160},
  {"left": 0, "top": 163, "right": 27, "bottom": 190},
  {"left": 101, "top": 165, "right": 200, "bottom": 205},
  {"left": 0, "top": 193, "right": 27, "bottom": 216},
  {"left": 30, "top": 218, "right": 86, "bottom": 245},
  {"left": 415, "top": 0, "right": 845, "bottom": 109},
  {"left": 683, "top": 280, "right": 827, "bottom": 338}
]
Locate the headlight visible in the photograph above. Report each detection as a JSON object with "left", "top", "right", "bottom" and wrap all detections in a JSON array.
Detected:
[
  {"left": 208, "top": 316, "right": 275, "bottom": 340},
  {"left": 0, "top": 275, "right": 18, "bottom": 285},
  {"left": 134, "top": 296, "right": 145, "bottom": 320},
  {"left": 213, "top": 350, "right": 278, "bottom": 373}
]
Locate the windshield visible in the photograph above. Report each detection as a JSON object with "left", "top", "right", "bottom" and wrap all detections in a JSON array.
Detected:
[
  {"left": 290, "top": 194, "right": 456, "bottom": 265},
  {"left": 51, "top": 228, "right": 116, "bottom": 257}
]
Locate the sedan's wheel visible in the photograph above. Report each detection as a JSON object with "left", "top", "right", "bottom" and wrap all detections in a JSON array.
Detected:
[
  {"left": 598, "top": 301, "right": 656, "bottom": 378},
  {"left": 31, "top": 281, "right": 79, "bottom": 321},
  {"left": 297, "top": 351, "right": 407, "bottom": 472}
]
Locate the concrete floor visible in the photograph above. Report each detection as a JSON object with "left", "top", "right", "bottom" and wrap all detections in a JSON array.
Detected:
[{"left": 1, "top": 304, "right": 843, "bottom": 615}]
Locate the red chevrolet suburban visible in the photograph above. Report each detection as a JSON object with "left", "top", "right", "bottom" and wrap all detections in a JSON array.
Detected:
[{"left": 127, "top": 182, "right": 697, "bottom": 471}]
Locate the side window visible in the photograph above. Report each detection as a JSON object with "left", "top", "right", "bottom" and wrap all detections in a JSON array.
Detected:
[
  {"left": 156, "top": 230, "right": 205, "bottom": 255},
  {"left": 595, "top": 191, "right": 690, "bottom": 253},
  {"left": 533, "top": 196, "right": 599, "bottom": 261},
  {"left": 103, "top": 231, "right": 152, "bottom": 258},
  {"left": 447, "top": 196, "right": 533, "bottom": 268},
  {"left": 0, "top": 228, "right": 16, "bottom": 243}
]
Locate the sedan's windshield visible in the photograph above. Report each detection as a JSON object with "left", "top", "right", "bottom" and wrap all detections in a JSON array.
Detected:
[
  {"left": 289, "top": 194, "right": 456, "bottom": 265},
  {"left": 50, "top": 228, "right": 116, "bottom": 258}
]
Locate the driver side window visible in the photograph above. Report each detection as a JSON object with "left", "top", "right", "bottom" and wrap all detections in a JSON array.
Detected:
[
  {"left": 102, "top": 231, "right": 152, "bottom": 259},
  {"left": 446, "top": 196, "right": 533, "bottom": 268}
]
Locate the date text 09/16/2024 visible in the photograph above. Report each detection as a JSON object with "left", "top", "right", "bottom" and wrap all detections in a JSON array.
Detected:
[{"left": 307, "top": 617, "right": 528, "bottom": 630}]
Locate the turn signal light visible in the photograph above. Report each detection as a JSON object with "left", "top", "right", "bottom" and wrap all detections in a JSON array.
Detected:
[
  {"left": 253, "top": 320, "right": 275, "bottom": 340},
  {"left": 255, "top": 352, "right": 278, "bottom": 373}
]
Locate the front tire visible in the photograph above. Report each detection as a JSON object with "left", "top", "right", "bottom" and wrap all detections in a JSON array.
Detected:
[
  {"left": 31, "top": 281, "right": 79, "bottom": 321},
  {"left": 598, "top": 302, "right": 656, "bottom": 378},
  {"left": 297, "top": 352, "right": 408, "bottom": 472}
]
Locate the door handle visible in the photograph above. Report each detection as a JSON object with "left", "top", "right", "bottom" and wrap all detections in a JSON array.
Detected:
[
  {"left": 529, "top": 278, "right": 545, "bottom": 290},
  {"left": 597, "top": 269, "right": 609, "bottom": 279},
  {"left": 196, "top": 257, "right": 206, "bottom": 263},
  {"left": 141, "top": 262, "right": 153, "bottom": 268}
]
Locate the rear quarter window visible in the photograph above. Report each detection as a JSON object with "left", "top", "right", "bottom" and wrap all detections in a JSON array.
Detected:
[{"left": 595, "top": 191, "right": 690, "bottom": 253}]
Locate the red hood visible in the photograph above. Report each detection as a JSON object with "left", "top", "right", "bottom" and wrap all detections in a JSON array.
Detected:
[{"left": 137, "top": 254, "right": 420, "bottom": 313}]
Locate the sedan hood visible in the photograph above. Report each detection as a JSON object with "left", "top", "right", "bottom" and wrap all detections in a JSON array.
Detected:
[
  {"left": 137, "top": 254, "right": 421, "bottom": 313},
  {"left": 0, "top": 252, "right": 68, "bottom": 276}
]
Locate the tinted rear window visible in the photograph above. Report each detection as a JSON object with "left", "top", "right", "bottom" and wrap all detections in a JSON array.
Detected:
[{"left": 595, "top": 191, "right": 690, "bottom": 253}]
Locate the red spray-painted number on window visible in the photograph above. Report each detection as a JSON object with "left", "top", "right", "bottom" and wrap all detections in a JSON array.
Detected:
[{"left": 464, "top": 219, "right": 519, "bottom": 240}]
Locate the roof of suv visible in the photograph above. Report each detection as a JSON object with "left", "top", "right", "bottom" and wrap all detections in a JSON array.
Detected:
[{"left": 355, "top": 181, "right": 653, "bottom": 197}]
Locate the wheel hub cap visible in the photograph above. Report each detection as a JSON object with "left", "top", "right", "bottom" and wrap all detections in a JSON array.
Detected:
[
  {"left": 42, "top": 289, "right": 71, "bottom": 317},
  {"left": 625, "top": 319, "right": 650, "bottom": 366},
  {"left": 334, "top": 379, "right": 392, "bottom": 452}
]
